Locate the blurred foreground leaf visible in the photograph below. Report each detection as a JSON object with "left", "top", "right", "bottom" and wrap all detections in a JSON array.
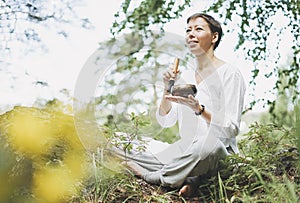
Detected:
[{"left": 0, "top": 105, "right": 93, "bottom": 202}]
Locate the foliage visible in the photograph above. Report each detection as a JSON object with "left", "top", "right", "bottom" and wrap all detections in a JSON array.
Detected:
[
  {"left": 111, "top": 0, "right": 191, "bottom": 36},
  {"left": 103, "top": 112, "right": 150, "bottom": 154},
  {"left": 0, "top": 104, "right": 92, "bottom": 202},
  {"left": 0, "top": 0, "right": 92, "bottom": 53},
  {"left": 93, "top": 31, "right": 188, "bottom": 144},
  {"left": 259, "top": 62, "right": 298, "bottom": 127},
  {"left": 77, "top": 150, "right": 185, "bottom": 203},
  {"left": 207, "top": 0, "right": 300, "bottom": 113},
  {"left": 0, "top": 104, "right": 298, "bottom": 202},
  {"left": 210, "top": 122, "right": 299, "bottom": 202}
]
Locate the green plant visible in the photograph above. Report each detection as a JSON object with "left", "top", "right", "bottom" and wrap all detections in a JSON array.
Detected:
[{"left": 104, "top": 112, "right": 150, "bottom": 156}]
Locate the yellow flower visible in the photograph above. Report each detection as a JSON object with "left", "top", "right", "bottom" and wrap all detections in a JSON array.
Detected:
[
  {"left": 7, "top": 111, "right": 54, "bottom": 157},
  {"left": 33, "top": 166, "right": 78, "bottom": 203}
]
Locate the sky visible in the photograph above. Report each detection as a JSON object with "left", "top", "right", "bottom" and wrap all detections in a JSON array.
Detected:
[{"left": 0, "top": 0, "right": 293, "bottom": 114}]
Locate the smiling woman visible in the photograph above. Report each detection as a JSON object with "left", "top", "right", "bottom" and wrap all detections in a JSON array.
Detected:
[
  {"left": 185, "top": 13, "right": 223, "bottom": 53},
  {"left": 112, "top": 12, "right": 246, "bottom": 197}
]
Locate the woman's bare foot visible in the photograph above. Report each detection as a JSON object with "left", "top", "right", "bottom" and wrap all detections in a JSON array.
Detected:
[
  {"left": 178, "top": 184, "right": 198, "bottom": 197},
  {"left": 122, "top": 161, "right": 143, "bottom": 177}
]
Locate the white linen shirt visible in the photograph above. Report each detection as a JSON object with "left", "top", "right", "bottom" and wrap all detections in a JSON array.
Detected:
[{"left": 155, "top": 63, "right": 246, "bottom": 164}]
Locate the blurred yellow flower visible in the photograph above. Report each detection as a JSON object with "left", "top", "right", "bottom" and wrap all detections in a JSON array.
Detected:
[
  {"left": 64, "top": 151, "right": 90, "bottom": 180},
  {"left": 7, "top": 111, "right": 54, "bottom": 157},
  {"left": 33, "top": 166, "right": 78, "bottom": 203},
  {"left": 0, "top": 105, "right": 107, "bottom": 202}
]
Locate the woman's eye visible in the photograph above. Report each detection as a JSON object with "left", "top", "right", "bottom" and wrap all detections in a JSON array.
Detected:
[
  {"left": 196, "top": 27, "right": 203, "bottom": 31},
  {"left": 186, "top": 29, "right": 191, "bottom": 33}
]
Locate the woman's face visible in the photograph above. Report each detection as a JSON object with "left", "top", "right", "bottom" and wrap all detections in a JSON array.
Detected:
[{"left": 185, "top": 17, "right": 217, "bottom": 55}]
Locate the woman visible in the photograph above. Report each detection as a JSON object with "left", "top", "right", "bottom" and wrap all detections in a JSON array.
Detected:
[{"left": 120, "top": 13, "right": 246, "bottom": 197}]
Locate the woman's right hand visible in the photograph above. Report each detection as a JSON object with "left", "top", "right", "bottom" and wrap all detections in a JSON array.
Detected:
[
  {"left": 159, "top": 63, "right": 180, "bottom": 115},
  {"left": 162, "top": 64, "right": 180, "bottom": 90}
]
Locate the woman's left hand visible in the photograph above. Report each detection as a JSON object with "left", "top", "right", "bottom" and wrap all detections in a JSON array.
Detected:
[{"left": 165, "top": 94, "right": 199, "bottom": 112}]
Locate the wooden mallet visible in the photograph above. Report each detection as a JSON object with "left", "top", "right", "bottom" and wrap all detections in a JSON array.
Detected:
[{"left": 167, "top": 58, "right": 180, "bottom": 93}]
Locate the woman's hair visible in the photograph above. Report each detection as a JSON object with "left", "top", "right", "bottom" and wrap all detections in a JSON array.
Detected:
[{"left": 187, "top": 13, "right": 223, "bottom": 50}]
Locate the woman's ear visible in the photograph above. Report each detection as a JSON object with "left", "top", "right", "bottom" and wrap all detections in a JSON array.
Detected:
[{"left": 212, "top": 32, "right": 219, "bottom": 44}]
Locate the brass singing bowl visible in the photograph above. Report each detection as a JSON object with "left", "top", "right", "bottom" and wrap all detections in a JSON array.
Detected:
[{"left": 171, "top": 84, "right": 197, "bottom": 98}]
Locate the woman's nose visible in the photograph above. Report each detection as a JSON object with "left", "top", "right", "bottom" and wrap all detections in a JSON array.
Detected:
[{"left": 187, "top": 30, "right": 195, "bottom": 38}]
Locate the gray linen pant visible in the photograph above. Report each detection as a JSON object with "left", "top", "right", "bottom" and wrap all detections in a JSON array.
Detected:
[{"left": 113, "top": 139, "right": 228, "bottom": 188}]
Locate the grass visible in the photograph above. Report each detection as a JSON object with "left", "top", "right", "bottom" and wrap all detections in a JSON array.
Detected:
[
  {"left": 0, "top": 105, "right": 299, "bottom": 202},
  {"left": 75, "top": 122, "right": 299, "bottom": 203}
]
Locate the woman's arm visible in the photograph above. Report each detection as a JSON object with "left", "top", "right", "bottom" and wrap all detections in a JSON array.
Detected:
[
  {"left": 164, "top": 94, "right": 211, "bottom": 123},
  {"left": 156, "top": 64, "right": 180, "bottom": 127},
  {"left": 159, "top": 89, "right": 172, "bottom": 116},
  {"left": 194, "top": 102, "right": 211, "bottom": 122},
  {"left": 156, "top": 95, "right": 178, "bottom": 127}
]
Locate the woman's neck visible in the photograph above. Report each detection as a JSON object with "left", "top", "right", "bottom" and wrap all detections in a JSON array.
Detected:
[{"left": 195, "top": 52, "right": 218, "bottom": 71}]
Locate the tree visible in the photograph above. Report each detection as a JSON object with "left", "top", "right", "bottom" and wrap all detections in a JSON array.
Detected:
[
  {"left": 111, "top": 0, "right": 300, "bottom": 114},
  {"left": 83, "top": 31, "right": 187, "bottom": 143},
  {"left": 0, "top": 0, "right": 92, "bottom": 54},
  {"left": 260, "top": 60, "right": 297, "bottom": 127}
]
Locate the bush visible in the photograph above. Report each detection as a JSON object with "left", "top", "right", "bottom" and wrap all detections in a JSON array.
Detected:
[{"left": 0, "top": 105, "right": 90, "bottom": 202}]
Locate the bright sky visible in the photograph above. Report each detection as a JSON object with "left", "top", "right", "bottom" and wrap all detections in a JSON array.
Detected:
[{"left": 0, "top": 0, "right": 293, "bottom": 114}]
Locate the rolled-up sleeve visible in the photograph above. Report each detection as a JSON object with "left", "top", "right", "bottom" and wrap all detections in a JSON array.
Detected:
[{"left": 156, "top": 103, "right": 178, "bottom": 128}]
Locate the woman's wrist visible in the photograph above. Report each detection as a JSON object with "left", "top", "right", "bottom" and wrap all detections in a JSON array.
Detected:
[
  {"left": 163, "top": 88, "right": 170, "bottom": 95},
  {"left": 195, "top": 104, "right": 205, "bottom": 116}
]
